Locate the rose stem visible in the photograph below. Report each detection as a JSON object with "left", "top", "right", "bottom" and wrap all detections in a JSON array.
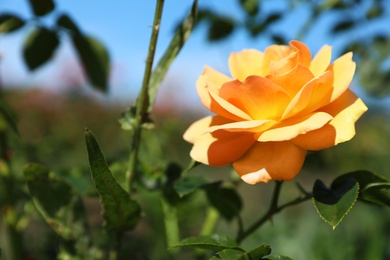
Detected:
[
  {"left": 236, "top": 181, "right": 312, "bottom": 244},
  {"left": 126, "top": 0, "right": 165, "bottom": 191}
]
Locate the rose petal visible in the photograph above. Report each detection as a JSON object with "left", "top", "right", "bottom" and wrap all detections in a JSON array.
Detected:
[
  {"left": 264, "top": 44, "right": 294, "bottom": 76},
  {"left": 291, "top": 90, "right": 368, "bottom": 150},
  {"left": 327, "top": 52, "right": 356, "bottom": 102},
  {"left": 206, "top": 119, "right": 277, "bottom": 133},
  {"left": 233, "top": 141, "right": 307, "bottom": 184},
  {"left": 257, "top": 111, "right": 333, "bottom": 142},
  {"left": 208, "top": 90, "right": 252, "bottom": 121},
  {"left": 290, "top": 40, "right": 312, "bottom": 67},
  {"left": 183, "top": 116, "right": 233, "bottom": 143},
  {"left": 189, "top": 130, "right": 256, "bottom": 166},
  {"left": 196, "top": 66, "right": 231, "bottom": 110},
  {"left": 267, "top": 64, "right": 314, "bottom": 97},
  {"left": 282, "top": 71, "right": 333, "bottom": 119},
  {"left": 310, "top": 45, "right": 332, "bottom": 77},
  {"left": 228, "top": 49, "right": 265, "bottom": 80},
  {"left": 218, "top": 76, "right": 290, "bottom": 120}
]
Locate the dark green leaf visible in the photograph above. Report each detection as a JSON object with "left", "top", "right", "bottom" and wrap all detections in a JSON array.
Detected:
[
  {"left": 23, "top": 27, "right": 59, "bottom": 70},
  {"left": 174, "top": 176, "right": 207, "bottom": 197},
  {"left": 148, "top": 0, "right": 198, "bottom": 112},
  {"left": 204, "top": 183, "right": 242, "bottom": 221},
  {"left": 85, "top": 129, "right": 141, "bottom": 231},
  {"left": 215, "top": 249, "right": 248, "bottom": 260},
  {"left": 333, "top": 170, "right": 389, "bottom": 188},
  {"left": 247, "top": 243, "right": 272, "bottom": 258},
  {"left": 28, "top": 0, "right": 55, "bottom": 16},
  {"left": 23, "top": 163, "right": 87, "bottom": 241},
  {"left": 332, "top": 20, "right": 355, "bottom": 34},
  {"left": 263, "top": 12, "right": 282, "bottom": 26},
  {"left": 313, "top": 178, "right": 359, "bottom": 229},
  {"left": 360, "top": 183, "right": 390, "bottom": 207},
  {"left": 208, "top": 17, "right": 235, "bottom": 41},
  {"left": 239, "top": 0, "right": 259, "bottom": 16},
  {"left": 72, "top": 34, "right": 110, "bottom": 92},
  {"left": 366, "top": 4, "right": 383, "bottom": 19},
  {"left": 57, "top": 13, "right": 81, "bottom": 34},
  {"left": 0, "top": 14, "right": 25, "bottom": 34},
  {"left": 172, "top": 234, "right": 243, "bottom": 252},
  {"left": 271, "top": 34, "right": 286, "bottom": 45},
  {"left": 333, "top": 170, "right": 390, "bottom": 206},
  {"left": 267, "top": 256, "right": 293, "bottom": 260},
  {"left": 0, "top": 100, "right": 19, "bottom": 135}
]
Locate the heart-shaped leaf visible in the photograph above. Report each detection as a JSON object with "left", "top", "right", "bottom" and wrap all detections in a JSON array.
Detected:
[
  {"left": 313, "top": 178, "right": 359, "bottom": 229},
  {"left": 333, "top": 170, "right": 390, "bottom": 206}
]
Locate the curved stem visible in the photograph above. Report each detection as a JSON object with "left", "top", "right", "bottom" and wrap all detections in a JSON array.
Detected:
[
  {"left": 126, "top": 0, "right": 165, "bottom": 190},
  {"left": 236, "top": 181, "right": 312, "bottom": 244}
]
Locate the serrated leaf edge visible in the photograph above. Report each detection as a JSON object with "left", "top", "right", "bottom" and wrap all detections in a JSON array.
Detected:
[{"left": 312, "top": 182, "right": 359, "bottom": 230}]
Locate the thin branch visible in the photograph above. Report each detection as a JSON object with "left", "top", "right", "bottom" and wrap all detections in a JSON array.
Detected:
[{"left": 236, "top": 181, "right": 312, "bottom": 244}]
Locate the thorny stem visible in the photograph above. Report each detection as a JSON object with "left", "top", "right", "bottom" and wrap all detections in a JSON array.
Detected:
[
  {"left": 236, "top": 181, "right": 312, "bottom": 244},
  {"left": 126, "top": 0, "right": 165, "bottom": 190}
]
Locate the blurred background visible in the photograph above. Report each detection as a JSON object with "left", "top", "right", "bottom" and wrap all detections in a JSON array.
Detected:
[{"left": 1, "top": 0, "right": 390, "bottom": 259}]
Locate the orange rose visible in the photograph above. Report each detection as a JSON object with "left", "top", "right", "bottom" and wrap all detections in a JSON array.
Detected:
[{"left": 183, "top": 40, "right": 368, "bottom": 184}]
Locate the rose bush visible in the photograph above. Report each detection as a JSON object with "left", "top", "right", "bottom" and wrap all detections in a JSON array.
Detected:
[{"left": 183, "top": 40, "right": 367, "bottom": 184}]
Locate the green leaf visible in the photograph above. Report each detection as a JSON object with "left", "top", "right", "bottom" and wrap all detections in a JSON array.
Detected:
[
  {"left": 333, "top": 170, "right": 390, "bottom": 206},
  {"left": 215, "top": 249, "right": 248, "bottom": 260},
  {"left": 247, "top": 243, "right": 272, "bottom": 259},
  {"left": 332, "top": 20, "right": 355, "bottom": 33},
  {"left": 313, "top": 178, "right": 359, "bottom": 229},
  {"left": 172, "top": 234, "right": 243, "bottom": 252},
  {"left": 85, "top": 129, "right": 141, "bottom": 231},
  {"left": 204, "top": 183, "right": 242, "bottom": 221},
  {"left": 0, "top": 100, "right": 19, "bottom": 135},
  {"left": 208, "top": 16, "right": 235, "bottom": 41},
  {"left": 174, "top": 176, "right": 207, "bottom": 197},
  {"left": 360, "top": 183, "right": 390, "bottom": 207},
  {"left": 72, "top": 34, "right": 110, "bottom": 92},
  {"left": 0, "top": 14, "right": 25, "bottom": 34},
  {"left": 333, "top": 170, "right": 389, "bottom": 188},
  {"left": 27, "top": 0, "right": 55, "bottom": 16},
  {"left": 56, "top": 13, "right": 81, "bottom": 34},
  {"left": 23, "top": 27, "right": 60, "bottom": 70},
  {"left": 148, "top": 0, "right": 198, "bottom": 112},
  {"left": 267, "top": 256, "right": 293, "bottom": 260},
  {"left": 23, "top": 163, "right": 88, "bottom": 241},
  {"left": 239, "top": 0, "right": 259, "bottom": 16}
]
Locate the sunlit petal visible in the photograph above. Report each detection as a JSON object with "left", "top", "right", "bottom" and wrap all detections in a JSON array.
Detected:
[
  {"left": 292, "top": 90, "right": 368, "bottom": 150},
  {"left": 233, "top": 141, "right": 307, "bottom": 184},
  {"left": 229, "top": 49, "right": 264, "bottom": 80},
  {"left": 258, "top": 112, "right": 333, "bottom": 142},
  {"left": 327, "top": 52, "right": 356, "bottom": 102},
  {"left": 190, "top": 130, "right": 256, "bottom": 166},
  {"left": 310, "top": 45, "right": 332, "bottom": 77},
  {"left": 219, "top": 76, "right": 290, "bottom": 120}
]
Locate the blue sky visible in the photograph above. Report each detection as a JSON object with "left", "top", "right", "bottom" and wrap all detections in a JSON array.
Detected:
[{"left": 1, "top": 0, "right": 390, "bottom": 110}]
